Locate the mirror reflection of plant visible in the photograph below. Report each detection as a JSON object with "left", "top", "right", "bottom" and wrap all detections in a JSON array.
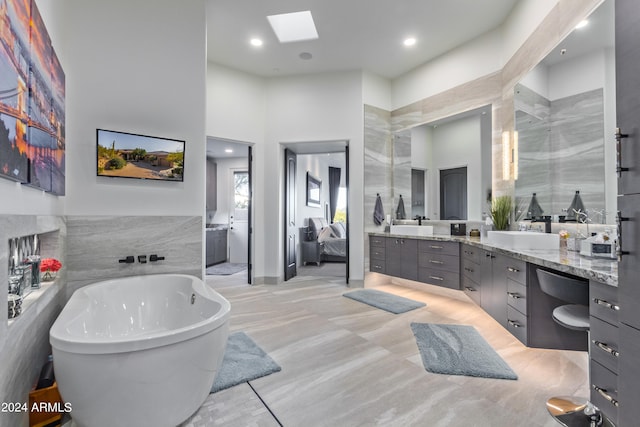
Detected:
[{"left": 491, "top": 196, "right": 513, "bottom": 230}]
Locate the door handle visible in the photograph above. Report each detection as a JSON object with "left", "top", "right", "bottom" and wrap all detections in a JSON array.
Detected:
[{"left": 615, "top": 127, "right": 629, "bottom": 177}]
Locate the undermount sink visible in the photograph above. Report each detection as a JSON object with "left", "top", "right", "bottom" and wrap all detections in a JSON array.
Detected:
[
  {"left": 486, "top": 230, "right": 559, "bottom": 250},
  {"left": 390, "top": 225, "right": 434, "bottom": 237}
]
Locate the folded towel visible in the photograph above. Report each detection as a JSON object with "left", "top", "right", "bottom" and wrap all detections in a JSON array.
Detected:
[
  {"left": 526, "top": 192, "right": 544, "bottom": 219},
  {"left": 565, "top": 191, "right": 586, "bottom": 221},
  {"left": 396, "top": 195, "right": 406, "bottom": 220},
  {"left": 373, "top": 194, "right": 385, "bottom": 225}
]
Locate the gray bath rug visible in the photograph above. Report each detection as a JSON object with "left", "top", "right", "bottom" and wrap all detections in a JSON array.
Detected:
[
  {"left": 411, "top": 323, "right": 518, "bottom": 380},
  {"left": 343, "top": 289, "right": 426, "bottom": 314},
  {"left": 211, "top": 332, "right": 281, "bottom": 393},
  {"left": 206, "top": 263, "right": 247, "bottom": 276}
]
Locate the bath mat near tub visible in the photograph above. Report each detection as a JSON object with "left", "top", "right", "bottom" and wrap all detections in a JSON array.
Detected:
[
  {"left": 206, "top": 263, "right": 247, "bottom": 276},
  {"left": 343, "top": 289, "right": 426, "bottom": 314},
  {"left": 211, "top": 332, "right": 281, "bottom": 393},
  {"left": 411, "top": 322, "right": 518, "bottom": 380}
]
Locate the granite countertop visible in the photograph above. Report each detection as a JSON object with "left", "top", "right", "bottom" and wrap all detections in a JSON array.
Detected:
[
  {"left": 206, "top": 224, "right": 228, "bottom": 231},
  {"left": 369, "top": 232, "right": 618, "bottom": 287}
]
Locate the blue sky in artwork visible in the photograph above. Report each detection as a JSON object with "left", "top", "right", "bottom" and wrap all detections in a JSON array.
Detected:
[{"left": 98, "top": 130, "right": 184, "bottom": 153}]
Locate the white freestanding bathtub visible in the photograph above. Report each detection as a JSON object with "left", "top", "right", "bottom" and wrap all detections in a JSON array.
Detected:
[{"left": 50, "top": 274, "right": 230, "bottom": 427}]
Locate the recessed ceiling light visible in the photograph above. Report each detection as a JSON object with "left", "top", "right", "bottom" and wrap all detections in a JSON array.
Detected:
[
  {"left": 299, "top": 52, "right": 313, "bottom": 60},
  {"left": 225, "top": 149, "right": 233, "bottom": 153},
  {"left": 250, "top": 38, "right": 263, "bottom": 47},
  {"left": 575, "top": 20, "right": 589, "bottom": 29},
  {"left": 267, "top": 11, "right": 318, "bottom": 43},
  {"left": 403, "top": 37, "right": 417, "bottom": 47}
]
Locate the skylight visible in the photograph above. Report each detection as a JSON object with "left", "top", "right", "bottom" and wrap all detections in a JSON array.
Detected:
[{"left": 267, "top": 11, "right": 319, "bottom": 43}]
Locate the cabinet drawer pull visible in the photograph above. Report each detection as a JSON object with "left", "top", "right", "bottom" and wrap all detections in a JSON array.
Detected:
[
  {"left": 430, "top": 245, "right": 444, "bottom": 249},
  {"left": 429, "top": 260, "right": 444, "bottom": 265},
  {"left": 507, "top": 320, "right": 522, "bottom": 328},
  {"left": 464, "top": 286, "right": 477, "bottom": 292},
  {"left": 507, "top": 292, "right": 522, "bottom": 300},
  {"left": 374, "top": 265, "right": 382, "bottom": 270},
  {"left": 507, "top": 267, "right": 520, "bottom": 273},
  {"left": 464, "top": 250, "right": 474, "bottom": 255},
  {"left": 592, "top": 340, "right": 620, "bottom": 357},
  {"left": 464, "top": 267, "right": 474, "bottom": 273},
  {"left": 593, "top": 298, "right": 620, "bottom": 311},
  {"left": 429, "top": 275, "right": 444, "bottom": 281},
  {"left": 593, "top": 385, "right": 619, "bottom": 407}
]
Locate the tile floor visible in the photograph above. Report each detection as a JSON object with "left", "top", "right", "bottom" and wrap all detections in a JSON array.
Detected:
[{"left": 183, "top": 272, "right": 588, "bottom": 427}]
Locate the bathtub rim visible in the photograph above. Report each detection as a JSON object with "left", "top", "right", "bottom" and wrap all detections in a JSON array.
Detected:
[{"left": 50, "top": 274, "right": 230, "bottom": 355}]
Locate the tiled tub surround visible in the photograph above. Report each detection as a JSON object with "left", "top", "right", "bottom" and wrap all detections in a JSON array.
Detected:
[
  {"left": 65, "top": 215, "right": 203, "bottom": 298},
  {"left": 369, "top": 231, "right": 617, "bottom": 286},
  {"left": 0, "top": 216, "right": 67, "bottom": 427},
  {"left": 0, "top": 215, "right": 202, "bottom": 427}
]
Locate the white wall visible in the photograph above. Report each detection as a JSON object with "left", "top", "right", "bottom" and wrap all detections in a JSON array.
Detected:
[
  {"left": 48, "top": 0, "right": 206, "bottom": 216},
  {"left": 391, "top": 28, "right": 503, "bottom": 110},
  {"left": 362, "top": 71, "right": 392, "bottom": 111},
  {"left": 209, "top": 157, "right": 249, "bottom": 225},
  {"left": 501, "top": 0, "right": 558, "bottom": 64}
]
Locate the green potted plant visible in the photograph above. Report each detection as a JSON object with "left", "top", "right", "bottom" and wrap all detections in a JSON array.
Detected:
[{"left": 490, "top": 196, "right": 513, "bottom": 231}]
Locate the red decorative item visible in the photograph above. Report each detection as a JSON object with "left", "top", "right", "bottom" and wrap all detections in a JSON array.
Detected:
[
  {"left": 40, "top": 258, "right": 62, "bottom": 273},
  {"left": 40, "top": 258, "right": 62, "bottom": 282}
]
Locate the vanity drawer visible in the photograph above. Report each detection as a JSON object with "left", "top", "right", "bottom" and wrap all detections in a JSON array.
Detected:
[
  {"left": 418, "top": 268, "right": 460, "bottom": 290},
  {"left": 506, "top": 305, "right": 528, "bottom": 345},
  {"left": 501, "top": 257, "right": 527, "bottom": 284},
  {"left": 418, "top": 240, "right": 459, "bottom": 256},
  {"left": 370, "top": 246, "right": 386, "bottom": 261},
  {"left": 462, "top": 275, "right": 481, "bottom": 305},
  {"left": 590, "top": 316, "right": 620, "bottom": 374},
  {"left": 590, "top": 360, "right": 619, "bottom": 426},
  {"left": 506, "top": 279, "right": 527, "bottom": 315},
  {"left": 370, "top": 236, "right": 386, "bottom": 247},
  {"left": 418, "top": 253, "right": 460, "bottom": 273},
  {"left": 590, "top": 280, "right": 619, "bottom": 326},
  {"left": 461, "top": 257, "right": 481, "bottom": 283},
  {"left": 461, "top": 245, "right": 481, "bottom": 264},
  {"left": 370, "top": 259, "right": 385, "bottom": 274}
]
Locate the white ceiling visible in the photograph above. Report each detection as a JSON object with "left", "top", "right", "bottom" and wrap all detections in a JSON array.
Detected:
[{"left": 206, "top": 0, "right": 520, "bottom": 79}]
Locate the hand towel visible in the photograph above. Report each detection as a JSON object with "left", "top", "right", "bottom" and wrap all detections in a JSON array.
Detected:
[
  {"left": 373, "top": 194, "right": 385, "bottom": 225},
  {"left": 396, "top": 195, "right": 406, "bottom": 220}
]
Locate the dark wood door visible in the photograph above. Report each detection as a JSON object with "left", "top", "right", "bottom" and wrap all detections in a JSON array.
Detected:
[
  {"left": 284, "top": 149, "right": 297, "bottom": 281},
  {"left": 440, "top": 167, "right": 467, "bottom": 220},
  {"left": 247, "top": 145, "right": 253, "bottom": 284},
  {"left": 385, "top": 237, "right": 417, "bottom": 281},
  {"left": 618, "top": 194, "right": 640, "bottom": 330}
]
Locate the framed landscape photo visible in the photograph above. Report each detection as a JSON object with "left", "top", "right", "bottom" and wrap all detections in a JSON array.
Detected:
[
  {"left": 306, "top": 172, "right": 321, "bottom": 208},
  {"left": 97, "top": 129, "right": 185, "bottom": 182}
]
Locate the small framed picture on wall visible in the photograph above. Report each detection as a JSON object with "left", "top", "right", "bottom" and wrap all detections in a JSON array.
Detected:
[{"left": 306, "top": 172, "right": 321, "bottom": 208}]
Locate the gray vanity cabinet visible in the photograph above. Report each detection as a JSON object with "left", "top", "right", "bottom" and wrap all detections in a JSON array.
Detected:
[
  {"left": 369, "top": 236, "right": 386, "bottom": 274},
  {"left": 461, "top": 245, "right": 482, "bottom": 305},
  {"left": 616, "top": 0, "right": 640, "bottom": 423},
  {"left": 589, "top": 280, "right": 620, "bottom": 425},
  {"left": 206, "top": 229, "right": 227, "bottom": 266},
  {"left": 417, "top": 240, "right": 460, "bottom": 289},
  {"left": 385, "top": 237, "right": 418, "bottom": 281}
]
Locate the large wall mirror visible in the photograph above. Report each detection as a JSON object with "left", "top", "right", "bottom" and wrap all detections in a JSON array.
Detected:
[
  {"left": 514, "top": 0, "right": 616, "bottom": 224},
  {"left": 393, "top": 105, "right": 492, "bottom": 221}
]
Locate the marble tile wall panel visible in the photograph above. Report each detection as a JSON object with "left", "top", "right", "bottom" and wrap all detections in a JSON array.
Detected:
[
  {"left": 550, "top": 89, "right": 605, "bottom": 216},
  {"left": 364, "top": 105, "right": 392, "bottom": 271},
  {"left": 0, "top": 215, "right": 66, "bottom": 427},
  {"left": 515, "top": 85, "right": 552, "bottom": 219},
  {"left": 392, "top": 130, "right": 412, "bottom": 219},
  {"left": 515, "top": 86, "right": 604, "bottom": 217},
  {"left": 65, "top": 216, "right": 202, "bottom": 297}
]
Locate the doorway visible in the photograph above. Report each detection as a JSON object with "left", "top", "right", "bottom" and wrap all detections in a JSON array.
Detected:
[
  {"left": 440, "top": 166, "right": 467, "bottom": 220},
  {"left": 282, "top": 140, "right": 350, "bottom": 283},
  {"left": 205, "top": 137, "right": 253, "bottom": 283}
]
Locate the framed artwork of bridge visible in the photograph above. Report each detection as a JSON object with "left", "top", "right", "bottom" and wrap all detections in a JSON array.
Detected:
[{"left": 0, "top": 0, "right": 66, "bottom": 195}]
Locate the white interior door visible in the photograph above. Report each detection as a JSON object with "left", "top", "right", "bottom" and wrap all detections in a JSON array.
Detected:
[{"left": 229, "top": 169, "right": 249, "bottom": 263}]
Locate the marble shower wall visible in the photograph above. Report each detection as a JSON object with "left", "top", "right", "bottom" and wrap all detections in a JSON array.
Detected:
[
  {"left": 516, "top": 84, "right": 605, "bottom": 218},
  {"left": 65, "top": 215, "right": 202, "bottom": 298}
]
